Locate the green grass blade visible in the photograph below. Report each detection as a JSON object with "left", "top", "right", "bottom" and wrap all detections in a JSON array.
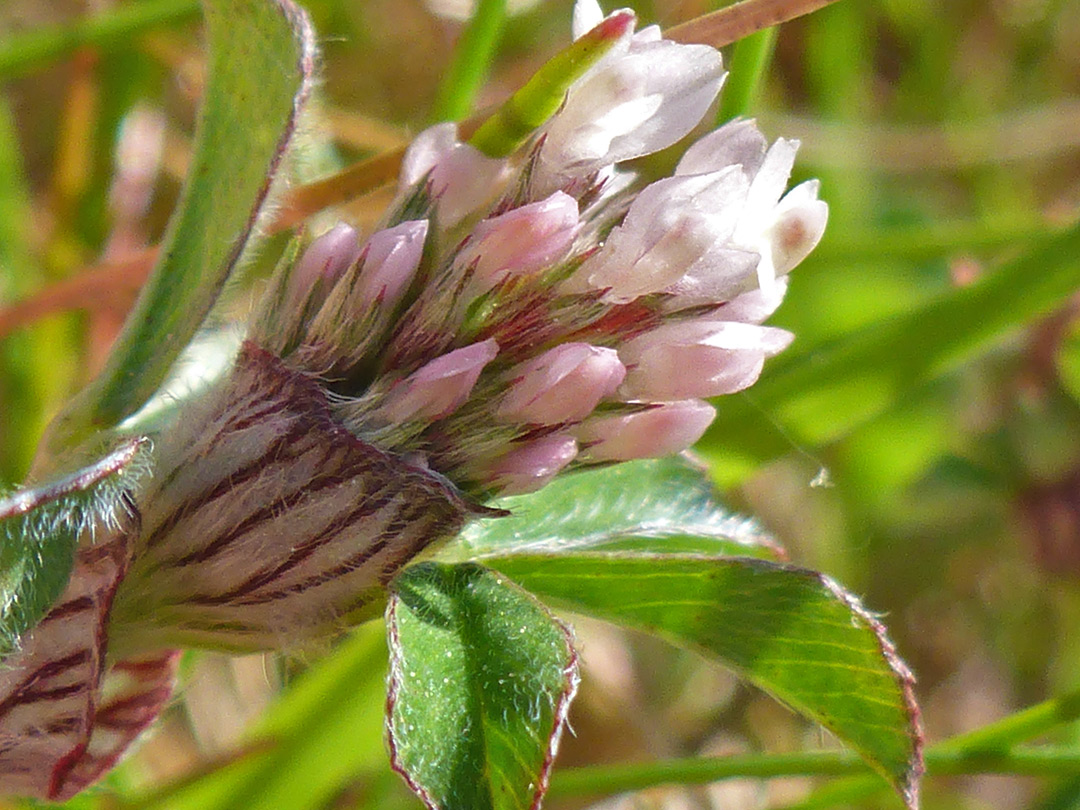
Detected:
[
  {"left": 0, "top": 0, "right": 200, "bottom": 80},
  {"left": 430, "top": 0, "right": 507, "bottom": 124}
]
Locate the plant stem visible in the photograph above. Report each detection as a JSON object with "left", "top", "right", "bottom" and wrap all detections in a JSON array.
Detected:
[
  {"left": 549, "top": 689, "right": 1080, "bottom": 802},
  {"left": 430, "top": 0, "right": 507, "bottom": 124},
  {"left": 717, "top": 27, "right": 778, "bottom": 123},
  {"left": 667, "top": 0, "right": 841, "bottom": 48},
  {"left": 548, "top": 748, "right": 1080, "bottom": 802},
  {"left": 0, "top": 0, "right": 200, "bottom": 80}
]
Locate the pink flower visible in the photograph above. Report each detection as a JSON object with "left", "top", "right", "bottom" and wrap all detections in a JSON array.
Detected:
[
  {"left": 568, "top": 168, "right": 751, "bottom": 302},
  {"left": 496, "top": 343, "right": 625, "bottom": 425},
  {"left": 287, "top": 223, "right": 362, "bottom": 309},
  {"left": 380, "top": 339, "right": 500, "bottom": 422},
  {"left": 532, "top": 1, "right": 726, "bottom": 196},
  {"left": 576, "top": 400, "right": 717, "bottom": 461},
  {"left": 457, "top": 192, "right": 580, "bottom": 292},
  {"left": 356, "top": 219, "right": 429, "bottom": 310},
  {"left": 488, "top": 434, "right": 579, "bottom": 494},
  {"left": 399, "top": 122, "right": 509, "bottom": 228},
  {"left": 619, "top": 321, "right": 794, "bottom": 400}
]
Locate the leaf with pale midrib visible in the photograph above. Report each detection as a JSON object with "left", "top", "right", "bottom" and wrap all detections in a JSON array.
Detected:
[
  {"left": 489, "top": 552, "right": 923, "bottom": 808},
  {"left": 387, "top": 562, "right": 578, "bottom": 810}
]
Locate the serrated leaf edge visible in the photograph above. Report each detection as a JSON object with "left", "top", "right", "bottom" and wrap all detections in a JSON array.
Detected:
[
  {"left": 817, "top": 572, "right": 924, "bottom": 809},
  {"left": 483, "top": 551, "right": 924, "bottom": 809}
]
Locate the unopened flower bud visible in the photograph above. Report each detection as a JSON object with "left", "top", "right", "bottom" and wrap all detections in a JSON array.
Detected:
[
  {"left": 576, "top": 399, "right": 716, "bottom": 461},
  {"left": 619, "top": 321, "right": 793, "bottom": 400},
  {"left": 356, "top": 219, "right": 428, "bottom": 311},
  {"left": 380, "top": 339, "right": 499, "bottom": 422},
  {"left": 497, "top": 343, "right": 625, "bottom": 425},
  {"left": 488, "top": 434, "right": 578, "bottom": 495},
  {"left": 400, "top": 122, "right": 508, "bottom": 228},
  {"left": 289, "top": 223, "right": 362, "bottom": 308},
  {"left": 459, "top": 192, "right": 579, "bottom": 291}
]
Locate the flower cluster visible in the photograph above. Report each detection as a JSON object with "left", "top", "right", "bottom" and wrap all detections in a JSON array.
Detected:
[
  {"left": 0, "top": 0, "right": 826, "bottom": 800},
  {"left": 252, "top": 1, "right": 824, "bottom": 501}
]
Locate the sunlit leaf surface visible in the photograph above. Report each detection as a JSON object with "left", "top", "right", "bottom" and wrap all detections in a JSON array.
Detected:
[
  {"left": 387, "top": 563, "right": 578, "bottom": 810},
  {"left": 448, "top": 456, "right": 783, "bottom": 560},
  {"left": 491, "top": 553, "right": 923, "bottom": 807}
]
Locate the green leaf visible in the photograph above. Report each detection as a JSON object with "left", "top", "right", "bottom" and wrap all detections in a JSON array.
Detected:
[
  {"left": 699, "top": 220, "right": 1080, "bottom": 484},
  {"left": 445, "top": 456, "right": 783, "bottom": 561},
  {"left": 489, "top": 553, "right": 923, "bottom": 808},
  {"left": 47, "top": 0, "right": 316, "bottom": 453},
  {"left": 0, "top": 437, "right": 148, "bottom": 658},
  {"left": 387, "top": 562, "right": 579, "bottom": 810}
]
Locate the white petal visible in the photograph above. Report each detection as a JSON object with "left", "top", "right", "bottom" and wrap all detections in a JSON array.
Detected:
[
  {"left": 736, "top": 137, "right": 799, "bottom": 236},
  {"left": 676, "top": 118, "right": 769, "bottom": 177},
  {"left": 572, "top": 0, "right": 606, "bottom": 39}
]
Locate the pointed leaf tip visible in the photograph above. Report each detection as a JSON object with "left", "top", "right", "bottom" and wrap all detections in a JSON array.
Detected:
[
  {"left": 0, "top": 436, "right": 150, "bottom": 659},
  {"left": 489, "top": 554, "right": 923, "bottom": 803}
]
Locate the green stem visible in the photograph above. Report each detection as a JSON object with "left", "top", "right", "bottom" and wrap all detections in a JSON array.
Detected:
[
  {"left": 549, "top": 748, "right": 1080, "bottom": 802},
  {"left": 549, "top": 688, "right": 1080, "bottom": 803},
  {"left": 430, "top": 0, "right": 507, "bottom": 123},
  {"left": 468, "top": 10, "right": 633, "bottom": 157},
  {"left": 716, "top": 27, "right": 778, "bottom": 123},
  {"left": 936, "top": 689, "right": 1080, "bottom": 753},
  {"left": 0, "top": 0, "right": 200, "bottom": 80},
  {"left": 781, "top": 687, "right": 1080, "bottom": 810}
]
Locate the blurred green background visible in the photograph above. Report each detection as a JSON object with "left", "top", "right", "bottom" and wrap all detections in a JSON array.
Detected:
[{"left": 2, "top": 0, "right": 1080, "bottom": 808}]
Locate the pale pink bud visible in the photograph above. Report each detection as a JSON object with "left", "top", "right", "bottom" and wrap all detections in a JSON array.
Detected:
[
  {"left": 459, "top": 192, "right": 579, "bottom": 290},
  {"left": 569, "top": 168, "right": 749, "bottom": 302},
  {"left": 290, "top": 223, "right": 362, "bottom": 306},
  {"left": 619, "top": 321, "right": 793, "bottom": 400},
  {"left": 576, "top": 400, "right": 716, "bottom": 461},
  {"left": 399, "top": 122, "right": 508, "bottom": 227},
  {"left": 356, "top": 219, "right": 428, "bottom": 310},
  {"left": 489, "top": 434, "right": 578, "bottom": 495},
  {"left": 381, "top": 338, "right": 499, "bottom": 422},
  {"left": 496, "top": 343, "right": 625, "bottom": 425}
]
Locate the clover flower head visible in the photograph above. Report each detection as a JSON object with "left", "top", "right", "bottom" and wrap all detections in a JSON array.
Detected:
[{"left": 0, "top": 1, "right": 827, "bottom": 799}]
